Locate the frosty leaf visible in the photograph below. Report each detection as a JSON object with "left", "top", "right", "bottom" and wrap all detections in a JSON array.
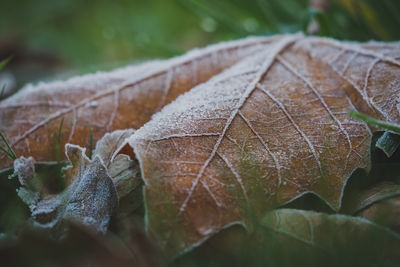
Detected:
[
  {"left": 26, "top": 129, "right": 142, "bottom": 234},
  {"left": 260, "top": 209, "right": 400, "bottom": 265},
  {"left": 93, "top": 129, "right": 135, "bottom": 167},
  {"left": 0, "top": 36, "right": 276, "bottom": 170},
  {"left": 92, "top": 129, "right": 140, "bottom": 198},
  {"left": 32, "top": 144, "right": 118, "bottom": 234},
  {"left": 128, "top": 34, "right": 400, "bottom": 256},
  {"left": 13, "top": 156, "right": 35, "bottom": 186},
  {"left": 63, "top": 145, "right": 118, "bottom": 233},
  {"left": 92, "top": 129, "right": 142, "bottom": 215}
]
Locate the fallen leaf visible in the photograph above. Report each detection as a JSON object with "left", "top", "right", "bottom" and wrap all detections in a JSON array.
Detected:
[
  {"left": 128, "top": 34, "right": 400, "bottom": 256},
  {"left": 0, "top": 36, "right": 276, "bottom": 169}
]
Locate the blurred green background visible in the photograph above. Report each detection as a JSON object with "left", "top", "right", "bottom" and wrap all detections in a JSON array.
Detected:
[{"left": 1, "top": 0, "right": 400, "bottom": 89}]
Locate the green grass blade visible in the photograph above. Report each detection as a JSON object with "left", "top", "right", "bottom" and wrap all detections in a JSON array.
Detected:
[
  {"left": 0, "top": 56, "right": 12, "bottom": 72},
  {"left": 349, "top": 110, "right": 400, "bottom": 134},
  {"left": 0, "top": 132, "right": 17, "bottom": 160},
  {"left": 0, "top": 145, "right": 14, "bottom": 160}
]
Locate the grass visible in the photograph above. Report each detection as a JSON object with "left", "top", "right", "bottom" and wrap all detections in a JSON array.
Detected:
[
  {"left": 349, "top": 110, "right": 400, "bottom": 134},
  {"left": 0, "top": 57, "right": 11, "bottom": 99},
  {"left": 0, "top": 57, "right": 12, "bottom": 72},
  {"left": 0, "top": 132, "right": 16, "bottom": 160}
]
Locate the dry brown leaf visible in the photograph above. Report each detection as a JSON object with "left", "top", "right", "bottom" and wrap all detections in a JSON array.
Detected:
[
  {"left": 128, "top": 34, "right": 400, "bottom": 256},
  {"left": 0, "top": 36, "right": 277, "bottom": 169}
]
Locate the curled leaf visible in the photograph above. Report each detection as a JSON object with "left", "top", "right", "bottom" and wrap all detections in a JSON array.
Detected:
[
  {"left": 63, "top": 145, "right": 119, "bottom": 234},
  {"left": 32, "top": 144, "right": 118, "bottom": 234},
  {"left": 92, "top": 129, "right": 142, "bottom": 215},
  {"left": 16, "top": 129, "right": 141, "bottom": 235}
]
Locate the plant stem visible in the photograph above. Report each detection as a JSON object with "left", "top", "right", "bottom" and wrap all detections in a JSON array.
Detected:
[{"left": 349, "top": 110, "right": 400, "bottom": 134}]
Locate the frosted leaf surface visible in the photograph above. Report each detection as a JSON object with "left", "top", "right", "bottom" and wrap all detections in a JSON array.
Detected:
[
  {"left": 128, "top": 34, "right": 400, "bottom": 257},
  {"left": 13, "top": 156, "right": 35, "bottom": 186},
  {"left": 92, "top": 129, "right": 142, "bottom": 214},
  {"left": 0, "top": 35, "right": 277, "bottom": 169}
]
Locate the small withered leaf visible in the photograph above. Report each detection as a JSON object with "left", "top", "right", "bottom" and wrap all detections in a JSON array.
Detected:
[
  {"left": 63, "top": 145, "right": 119, "bottom": 234},
  {"left": 20, "top": 129, "right": 140, "bottom": 234},
  {"left": 31, "top": 144, "right": 118, "bottom": 234}
]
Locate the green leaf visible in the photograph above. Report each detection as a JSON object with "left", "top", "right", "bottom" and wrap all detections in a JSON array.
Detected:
[{"left": 261, "top": 209, "right": 400, "bottom": 265}]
